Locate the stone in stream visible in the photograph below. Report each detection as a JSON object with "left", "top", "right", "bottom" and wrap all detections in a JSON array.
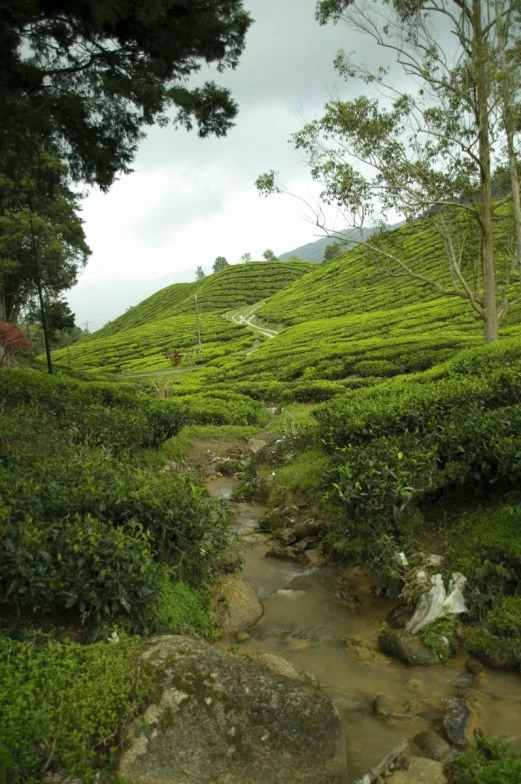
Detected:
[
  {"left": 387, "top": 757, "right": 447, "bottom": 783},
  {"left": 372, "top": 694, "right": 395, "bottom": 717},
  {"left": 378, "top": 626, "right": 439, "bottom": 666},
  {"left": 118, "top": 635, "right": 348, "bottom": 784},
  {"left": 443, "top": 697, "right": 472, "bottom": 747},
  {"left": 278, "top": 527, "right": 298, "bottom": 545},
  {"left": 413, "top": 730, "right": 453, "bottom": 763},
  {"left": 213, "top": 575, "right": 263, "bottom": 631},
  {"left": 465, "top": 628, "right": 521, "bottom": 670},
  {"left": 265, "top": 544, "right": 304, "bottom": 562}
]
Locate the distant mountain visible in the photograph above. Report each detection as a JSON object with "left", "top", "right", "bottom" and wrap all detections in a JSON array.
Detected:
[{"left": 279, "top": 224, "right": 402, "bottom": 263}]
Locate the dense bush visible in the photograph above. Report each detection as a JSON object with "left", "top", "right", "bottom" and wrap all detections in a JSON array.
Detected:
[
  {"left": 488, "top": 596, "right": 521, "bottom": 638},
  {"left": 0, "top": 393, "right": 233, "bottom": 630},
  {"left": 0, "top": 635, "right": 149, "bottom": 784},
  {"left": 0, "top": 368, "right": 188, "bottom": 450},
  {"left": 449, "top": 736, "right": 521, "bottom": 784}
]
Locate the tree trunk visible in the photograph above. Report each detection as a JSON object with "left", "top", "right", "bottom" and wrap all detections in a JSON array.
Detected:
[
  {"left": 495, "top": 0, "right": 521, "bottom": 280},
  {"left": 474, "top": 0, "right": 498, "bottom": 343}
]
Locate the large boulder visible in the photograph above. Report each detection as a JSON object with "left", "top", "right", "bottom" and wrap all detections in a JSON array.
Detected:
[
  {"left": 443, "top": 697, "right": 472, "bottom": 748},
  {"left": 413, "top": 731, "right": 453, "bottom": 763},
  {"left": 214, "top": 575, "right": 263, "bottom": 631},
  {"left": 378, "top": 626, "right": 439, "bottom": 666},
  {"left": 119, "top": 635, "right": 348, "bottom": 784}
]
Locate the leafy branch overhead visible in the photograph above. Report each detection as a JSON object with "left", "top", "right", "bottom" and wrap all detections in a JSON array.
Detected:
[{"left": 1, "top": 0, "right": 253, "bottom": 189}]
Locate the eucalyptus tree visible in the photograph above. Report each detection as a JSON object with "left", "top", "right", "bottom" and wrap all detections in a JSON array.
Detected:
[{"left": 258, "top": 0, "right": 521, "bottom": 343}]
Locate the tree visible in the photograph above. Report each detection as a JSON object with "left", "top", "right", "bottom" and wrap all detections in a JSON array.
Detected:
[
  {"left": 240, "top": 252, "right": 252, "bottom": 263},
  {"left": 26, "top": 298, "right": 76, "bottom": 343},
  {"left": 0, "top": 0, "right": 252, "bottom": 190},
  {"left": 262, "top": 249, "right": 278, "bottom": 261},
  {"left": 0, "top": 146, "right": 90, "bottom": 324},
  {"left": 0, "top": 321, "right": 32, "bottom": 365},
  {"left": 195, "top": 266, "right": 206, "bottom": 281},
  {"left": 258, "top": 0, "right": 521, "bottom": 343},
  {"left": 212, "top": 256, "right": 229, "bottom": 272},
  {"left": 323, "top": 242, "right": 344, "bottom": 261}
]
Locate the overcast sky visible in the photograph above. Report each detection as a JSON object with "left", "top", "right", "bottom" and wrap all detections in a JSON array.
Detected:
[{"left": 68, "top": 0, "right": 402, "bottom": 329}]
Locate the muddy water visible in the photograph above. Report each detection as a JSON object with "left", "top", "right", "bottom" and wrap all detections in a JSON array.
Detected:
[{"left": 207, "top": 477, "right": 521, "bottom": 782}]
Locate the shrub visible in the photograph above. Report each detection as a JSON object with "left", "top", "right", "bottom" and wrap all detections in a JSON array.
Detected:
[
  {"left": 0, "top": 321, "right": 32, "bottom": 364},
  {"left": 0, "top": 634, "right": 149, "bottom": 784},
  {"left": 488, "top": 596, "right": 521, "bottom": 638},
  {"left": 449, "top": 736, "right": 521, "bottom": 784}
]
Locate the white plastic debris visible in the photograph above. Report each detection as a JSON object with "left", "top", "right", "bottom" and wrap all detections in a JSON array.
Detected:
[{"left": 406, "top": 572, "right": 468, "bottom": 634}]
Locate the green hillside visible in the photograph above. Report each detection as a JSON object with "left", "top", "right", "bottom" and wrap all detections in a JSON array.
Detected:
[
  {"left": 93, "top": 261, "right": 314, "bottom": 339},
  {"left": 62, "top": 217, "right": 521, "bottom": 394}
]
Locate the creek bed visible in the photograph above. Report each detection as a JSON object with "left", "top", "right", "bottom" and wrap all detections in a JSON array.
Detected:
[{"left": 207, "top": 476, "right": 521, "bottom": 782}]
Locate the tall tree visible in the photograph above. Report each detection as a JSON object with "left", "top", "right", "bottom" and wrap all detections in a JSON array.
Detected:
[
  {"left": 0, "top": 0, "right": 252, "bottom": 190},
  {"left": 0, "top": 146, "right": 90, "bottom": 323},
  {"left": 259, "top": 0, "right": 521, "bottom": 343},
  {"left": 262, "top": 249, "right": 277, "bottom": 261},
  {"left": 213, "top": 256, "right": 229, "bottom": 272},
  {"left": 195, "top": 266, "right": 206, "bottom": 280},
  {"left": 323, "top": 242, "right": 344, "bottom": 261},
  {"left": 240, "top": 252, "right": 252, "bottom": 263}
]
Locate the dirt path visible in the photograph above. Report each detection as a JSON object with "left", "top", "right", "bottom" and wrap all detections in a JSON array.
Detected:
[{"left": 228, "top": 302, "right": 279, "bottom": 339}]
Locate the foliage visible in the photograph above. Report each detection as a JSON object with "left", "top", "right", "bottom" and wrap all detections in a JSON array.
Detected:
[
  {"left": 195, "top": 266, "right": 206, "bottom": 281},
  {"left": 323, "top": 242, "right": 345, "bottom": 261},
  {"left": 0, "top": 0, "right": 252, "bottom": 189},
  {"left": 0, "top": 634, "right": 149, "bottom": 784},
  {"left": 0, "top": 147, "right": 90, "bottom": 321},
  {"left": 268, "top": 449, "right": 329, "bottom": 507},
  {"left": 262, "top": 249, "right": 278, "bottom": 261},
  {"left": 213, "top": 256, "right": 229, "bottom": 272},
  {"left": 156, "top": 573, "right": 212, "bottom": 637},
  {"left": 240, "top": 252, "right": 252, "bottom": 263},
  {"left": 419, "top": 616, "right": 459, "bottom": 663},
  {"left": 449, "top": 735, "right": 521, "bottom": 784},
  {"left": 0, "top": 322, "right": 32, "bottom": 364},
  {"left": 488, "top": 597, "right": 521, "bottom": 639},
  {"left": 0, "top": 368, "right": 188, "bottom": 450}
]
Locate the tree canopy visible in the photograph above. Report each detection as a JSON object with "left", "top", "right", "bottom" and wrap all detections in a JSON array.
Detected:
[
  {"left": 262, "top": 249, "right": 277, "bottom": 261},
  {"left": 0, "top": 0, "right": 252, "bottom": 190},
  {"left": 212, "top": 256, "right": 229, "bottom": 272}
]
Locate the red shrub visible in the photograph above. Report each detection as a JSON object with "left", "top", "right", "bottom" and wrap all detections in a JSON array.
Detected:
[{"left": 0, "top": 321, "right": 33, "bottom": 364}]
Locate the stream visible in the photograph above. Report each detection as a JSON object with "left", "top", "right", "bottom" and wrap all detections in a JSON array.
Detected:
[{"left": 207, "top": 476, "right": 521, "bottom": 782}]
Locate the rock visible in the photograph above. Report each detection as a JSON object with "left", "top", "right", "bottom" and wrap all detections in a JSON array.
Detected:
[
  {"left": 252, "top": 434, "right": 313, "bottom": 468},
  {"left": 236, "top": 631, "right": 249, "bottom": 643},
  {"left": 405, "top": 678, "right": 424, "bottom": 692},
  {"left": 304, "top": 549, "right": 325, "bottom": 567},
  {"left": 266, "top": 545, "right": 303, "bottom": 562},
  {"left": 331, "top": 690, "right": 372, "bottom": 723},
  {"left": 292, "top": 519, "right": 323, "bottom": 539},
  {"left": 387, "top": 605, "right": 412, "bottom": 629},
  {"left": 214, "top": 576, "right": 263, "bottom": 631},
  {"left": 378, "top": 627, "right": 439, "bottom": 666},
  {"left": 372, "top": 694, "right": 395, "bottom": 717},
  {"left": 119, "top": 635, "right": 348, "bottom": 784},
  {"left": 466, "top": 657, "right": 484, "bottom": 676},
  {"left": 413, "top": 731, "right": 453, "bottom": 762},
  {"left": 278, "top": 527, "right": 298, "bottom": 545},
  {"left": 243, "top": 652, "right": 317, "bottom": 686},
  {"left": 465, "top": 628, "right": 521, "bottom": 670},
  {"left": 443, "top": 697, "right": 471, "bottom": 747},
  {"left": 388, "top": 757, "right": 447, "bottom": 783}
]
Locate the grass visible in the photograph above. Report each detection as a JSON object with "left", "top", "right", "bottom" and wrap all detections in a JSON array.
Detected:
[
  {"left": 270, "top": 404, "right": 318, "bottom": 435},
  {"left": 268, "top": 448, "right": 329, "bottom": 506}
]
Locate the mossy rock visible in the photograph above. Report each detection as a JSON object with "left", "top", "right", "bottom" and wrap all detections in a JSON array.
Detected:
[
  {"left": 119, "top": 635, "right": 348, "bottom": 784},
  {"left": 378, "top": 625, "right": 439, "bottom": 666},
  {"left": 465, "top": 628, "right": 521, "bottom": 670}
]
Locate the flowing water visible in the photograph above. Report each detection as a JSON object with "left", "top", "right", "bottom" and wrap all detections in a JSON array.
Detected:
[{"left": 207, "top": 477, "right": 521, "bottom": 782}]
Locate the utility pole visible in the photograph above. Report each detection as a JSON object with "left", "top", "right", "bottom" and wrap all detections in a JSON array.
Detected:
[
  {"left": 194, "top": 295, "right": 203, "bottom": 359},
  {"left": 29, "top": 210, "right": 53, "bottom": 375}
]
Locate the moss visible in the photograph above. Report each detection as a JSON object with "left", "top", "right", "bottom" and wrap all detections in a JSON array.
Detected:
[
  {"left": 0, "top": 634, "right": 151, "bottom": 784},
  {"left": 155, "top": 573, "right": 214, "bottom": 638},
  {"left": 465, "top": 627, "right": 521, "bottom": 670},
  {"left": 419, "top": 616, "right": 459, "bottom": 663}
]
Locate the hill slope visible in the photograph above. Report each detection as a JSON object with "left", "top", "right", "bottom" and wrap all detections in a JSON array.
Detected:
[{"left": 93, "top": 261, "right": 314, "bottom": 340}]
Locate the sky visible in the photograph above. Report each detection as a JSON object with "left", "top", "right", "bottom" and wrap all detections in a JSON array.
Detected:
[{"left": 68, "top": 0, "right": 402, "bottom": 330}]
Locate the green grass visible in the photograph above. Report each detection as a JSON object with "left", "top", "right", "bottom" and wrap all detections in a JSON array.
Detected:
[{"left": 268, "top": 448, "right": 329, "bottom": 506}]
